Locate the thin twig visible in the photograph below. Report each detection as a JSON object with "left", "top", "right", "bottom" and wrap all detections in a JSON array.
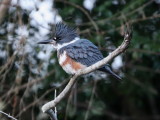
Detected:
[
  {"left": 84, "top": 80, "right": 97, "bottom": 120},
  {"left": 46, "top": 90, "right": 58, "bottom": 120},
  {"left": 79, "top": 0, "right": 154, "bottom": 26},
  {"left": 55, "top": 0, "right": 99, "bottom": 33},
  {"left": 0, "top": 110, "right": 18, "bottom": 120},
  {"left": 54, "top": 90, "right": 57, "bottom": 119},
  {"left": 1, "top": 70, "right": 55, "bottom": 99},
  {"left": 41, "top": 26, "right": 132, "bottom": 113},
  {"left": 16, "top": 87, "right": 55, "bottom": 118}
]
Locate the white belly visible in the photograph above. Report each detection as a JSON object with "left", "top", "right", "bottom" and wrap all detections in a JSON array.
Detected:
[{"left": 62, "top": 64, "right": 76, "bottom": 74}]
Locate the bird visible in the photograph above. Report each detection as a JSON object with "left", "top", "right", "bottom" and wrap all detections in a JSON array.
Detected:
[{"left": 38, "top": 22, "right": 121, "bottom": 80}]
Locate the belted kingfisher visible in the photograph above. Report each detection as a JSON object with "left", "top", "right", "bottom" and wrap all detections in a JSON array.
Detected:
[{"left": 38, "top": 23, "right": 121, "bottom": 80}]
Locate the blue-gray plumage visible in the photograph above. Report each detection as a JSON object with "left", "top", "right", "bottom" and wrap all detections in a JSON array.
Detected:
[
  {"left": 38, "top": 22, "right": 121, "bottom": 80},
  {"left": 58, "top": 39, "right": 121, "bottom": 80},
  {"left": 59, "top": 39, "right": 102, "bottom": 66}
]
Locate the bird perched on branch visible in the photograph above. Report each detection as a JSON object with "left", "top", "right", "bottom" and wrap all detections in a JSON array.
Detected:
[{"left": 38, "top": 22, "right": 121, "bottom": 80}]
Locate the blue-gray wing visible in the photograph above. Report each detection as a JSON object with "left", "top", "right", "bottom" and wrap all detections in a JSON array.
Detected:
[{"left": 59, "top": 39, "right": 104, "bottom": 67}]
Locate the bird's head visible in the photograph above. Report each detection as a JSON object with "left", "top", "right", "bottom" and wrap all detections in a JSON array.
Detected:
[{"left": 38, "top": 22, "right": 79, "bottom": 49}]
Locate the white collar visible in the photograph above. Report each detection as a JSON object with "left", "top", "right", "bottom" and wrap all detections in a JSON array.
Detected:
[{"left": 53, "top": 37, "right": 80, "bottom": 50}]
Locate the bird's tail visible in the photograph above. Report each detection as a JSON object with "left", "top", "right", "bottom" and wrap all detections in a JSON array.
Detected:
[{"left": 99, "top": 65, "right": 122, "bottom": 80}]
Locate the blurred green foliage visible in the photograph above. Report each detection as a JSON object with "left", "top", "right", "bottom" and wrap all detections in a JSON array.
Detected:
[{"left": 0, "top": 0, "right": 160, "bottom": 120}]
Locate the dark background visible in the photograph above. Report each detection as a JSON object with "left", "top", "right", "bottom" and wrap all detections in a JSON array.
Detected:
[{"left": 0, "top": 0, "right": 160, "bottom": 120}]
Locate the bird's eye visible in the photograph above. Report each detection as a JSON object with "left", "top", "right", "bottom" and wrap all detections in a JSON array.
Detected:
[
  {"left": 53, "top": 37, "right": 61, "bottom": 41},
  {"left": 53, "top": 37, "right": 57, "bottom": 40}
]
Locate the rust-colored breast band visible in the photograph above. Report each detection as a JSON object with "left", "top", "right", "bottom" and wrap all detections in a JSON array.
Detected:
[{"left": 62, "top": 55, "right": 85, "bottom": 70}]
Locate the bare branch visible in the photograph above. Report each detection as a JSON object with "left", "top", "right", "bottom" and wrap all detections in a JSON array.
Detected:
[
  {"left": 46, "top": 109, "right": 58, "bottom": 120},
  {"left": 42, "top": 26, "right": 132, "bottom": 113},
  {"left": 0, "top": 110, "right": 17, "bottom": 120},
  {"left": 45, "top": 90, "right": 58, "bottom": 120},
  {"left": 0, "top": 0, "right": 11, "bottom": 24}
]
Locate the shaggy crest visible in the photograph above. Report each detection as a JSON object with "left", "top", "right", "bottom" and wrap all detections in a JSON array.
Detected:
[{"left": 54, "top": 22, "right": 79, "bottom": 39}]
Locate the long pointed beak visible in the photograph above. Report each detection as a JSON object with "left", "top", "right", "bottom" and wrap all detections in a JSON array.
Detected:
[{"left": 37, "top": 40, "right": 53, "bottom": 44}]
